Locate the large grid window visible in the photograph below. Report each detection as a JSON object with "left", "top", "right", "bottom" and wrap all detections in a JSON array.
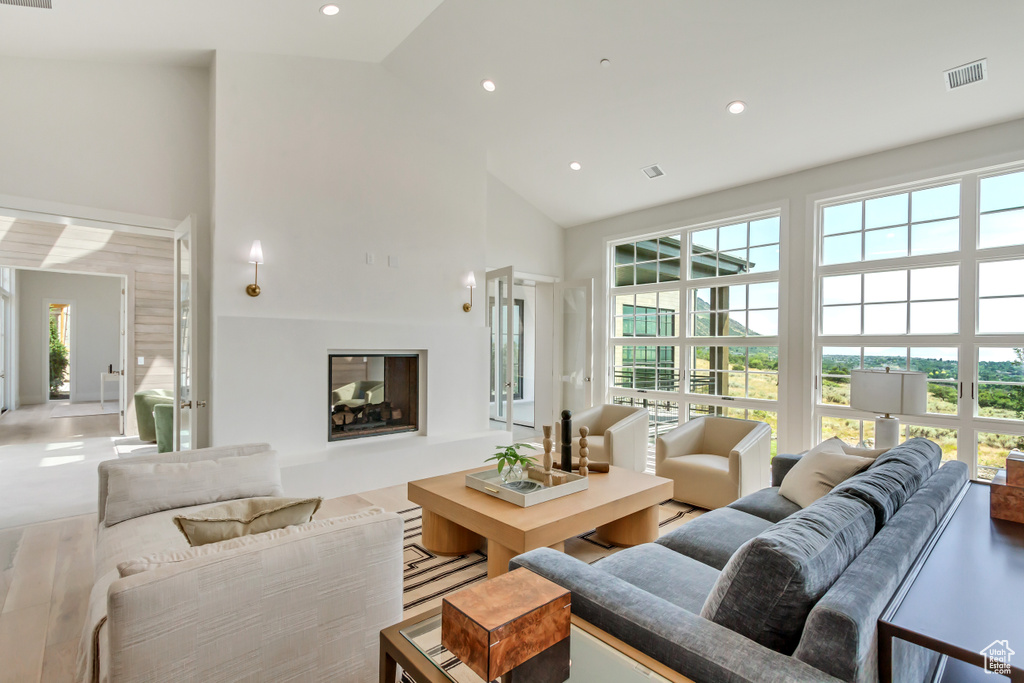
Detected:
[
  {"left": 979, "top": 170, "right": 1024, "bottom": 249},
  {"left": 609, "top": 211, "right": 783, "bottom": 470},
  {"left": 814, "top": 164, "right": 1024, "bottom": 481},
  {"left": 822, "top": 184, "right": 960, "bottom": 264}
]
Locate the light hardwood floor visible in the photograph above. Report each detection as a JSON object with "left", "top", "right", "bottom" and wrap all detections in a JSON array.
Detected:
[
  {"left": 0, "top": 403, "right": 119, "bottom": 446},
  {"left": 0, "top": 484, "right": 412, "bottom": 683}
]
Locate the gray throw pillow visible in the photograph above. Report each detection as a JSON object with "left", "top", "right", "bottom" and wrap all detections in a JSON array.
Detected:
[{"left": 701, "top": 494, "right": 876, "bottom": 654}]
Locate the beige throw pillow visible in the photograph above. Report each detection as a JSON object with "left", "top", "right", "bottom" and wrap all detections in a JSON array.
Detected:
[
  {"left": 812, "top": 436, "right": 888, "bottom": 459},
  {"left": 118, "top": 506, "right": 384, "bottom": 577},
  {"left": 779, "top": 445, "right": 873, "bottom": 508},
  {"left": 173, "top": 496, "right": 323, "bottom": 547}
]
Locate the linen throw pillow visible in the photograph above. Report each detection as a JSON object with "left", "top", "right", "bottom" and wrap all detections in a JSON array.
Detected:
[
  {"left": 173, "top": 496, "right": 323, "bottom": 546},
  {"left": 103, "top": 452, "right": 283, "bottom": 526},
  {"left": 779, "top": 442, "right": 873, "bottom": 508},
  {"left": 118, "top": 506, "right": 385, "bottom": 577},
  {"left": 814, "top": 436, "right": 888, "bottom": 460}
]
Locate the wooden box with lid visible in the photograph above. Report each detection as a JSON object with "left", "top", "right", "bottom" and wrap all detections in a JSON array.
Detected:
[
  {"left": 990, "top": 450, "right": 1024, "bottom": 523},
  {"left": 441, "top": 567, "right": 570, "bottom": 682}
]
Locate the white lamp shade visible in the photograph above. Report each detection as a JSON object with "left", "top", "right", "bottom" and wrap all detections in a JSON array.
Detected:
[
  {"left": 850, "top": 369, "right": 928, "bottom": 416},
  {"left": 248, "top": 240, "right": 264, "bottom": 265},
  {"left": 465, "top": 271, "right": 476, "bottom": 288}
]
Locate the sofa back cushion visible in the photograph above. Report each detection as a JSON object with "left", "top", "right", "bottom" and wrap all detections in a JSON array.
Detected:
[
  {"left": 98, "top": 443, "right": 273, "bottom": 523},
  {"left": 104, "top": 452, "right": 283, "bottom": 526},
  {"left": 700, "top": 494, "right": 876, "bottom": 654},
  {"left": 832, "top": 438, "right": 940, "bottom": 531},
  {"left": 794, "top": 461, "right": 968, "bottom": 683}
]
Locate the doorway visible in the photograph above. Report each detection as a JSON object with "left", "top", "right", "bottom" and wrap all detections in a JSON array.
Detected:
[{"left": 46, "top": 301, "right": 72, "bottom": 401}]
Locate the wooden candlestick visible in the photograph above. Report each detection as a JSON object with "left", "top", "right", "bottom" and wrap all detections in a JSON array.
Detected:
[{"left": 578, "top": 426, "right": 590, "bottom": 477}]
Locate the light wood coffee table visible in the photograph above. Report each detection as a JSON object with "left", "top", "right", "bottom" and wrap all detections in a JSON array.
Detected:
[{"left": 408, "top": 465, "right": 673, "bottom": 579}]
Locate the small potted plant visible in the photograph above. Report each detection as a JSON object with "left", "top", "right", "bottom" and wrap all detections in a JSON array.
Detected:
[{"left": 486, "top": 443, "right": 539, "bottom": 483}]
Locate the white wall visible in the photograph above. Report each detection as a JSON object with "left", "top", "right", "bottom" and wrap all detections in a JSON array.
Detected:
[
  {"left": 16, "top": 270, "right": 121, "bottom": 404},
  {"left": 565, "top": 116, "right": 1024, "bottom": 455},
  {"left": 0, "top": 55, "right": 213, "bottom": 440},
  {"left": 487, "top": 174, "right": 564, "bottom": 277},
  {"left": 211, "top": 52, "right": 523, "bottom": 491}
]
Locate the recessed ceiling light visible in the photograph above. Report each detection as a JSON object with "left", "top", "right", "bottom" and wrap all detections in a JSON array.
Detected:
[
  {"left": 727, "top": 100, "right": 746, "bottom": 114},
  {"left": 481, "top": 79, "right": 496, "bottom": 92},
  {"left": 320, "top": 4, "right": 340, "bottom": 16},
  {"left": 569, "top": 162, "right": 582, "bottom": 171}
]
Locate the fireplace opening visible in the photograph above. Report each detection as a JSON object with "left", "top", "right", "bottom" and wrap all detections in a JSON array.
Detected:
[{"left": 328, "top": 353, "right": 419, "bottom": 441}]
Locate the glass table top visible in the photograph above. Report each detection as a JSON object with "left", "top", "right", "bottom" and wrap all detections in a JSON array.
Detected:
[{"left": 400, "top": 613, "right": 674, "bottom": 683}]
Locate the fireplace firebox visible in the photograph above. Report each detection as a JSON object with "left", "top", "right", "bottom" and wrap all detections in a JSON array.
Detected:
[{"left": 328, "top": 353, "right": 419, "bottom": 441}]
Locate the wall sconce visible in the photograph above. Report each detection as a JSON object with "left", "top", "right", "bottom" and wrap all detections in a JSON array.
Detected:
[
  {"left": 246, "top": 240, "right": 264, "bottom": 297},
  {"left": 462, "top": 272, "right": 476, "bottom": 312}
]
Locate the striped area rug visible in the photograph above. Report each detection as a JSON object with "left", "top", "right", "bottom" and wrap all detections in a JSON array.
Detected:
[{"left": 400, "top": 499, "right": 704, "bottom": 617}]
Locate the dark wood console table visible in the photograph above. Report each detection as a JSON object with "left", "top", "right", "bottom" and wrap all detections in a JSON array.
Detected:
[{"left": 879, "top": 481, "right": 1024, "bottom": 682}]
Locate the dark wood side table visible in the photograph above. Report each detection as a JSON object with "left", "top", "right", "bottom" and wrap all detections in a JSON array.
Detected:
[
  {"left": 380, "top": 606, "right": 695, "bottom": 683},
  {"left": 879, "top": 481, "right": 1024, "bottom": 682}
]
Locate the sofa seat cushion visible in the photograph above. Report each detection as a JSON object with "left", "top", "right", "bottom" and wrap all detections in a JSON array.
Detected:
[
  {"left": 701, "top": 494, "right": 876, "bottom": 655},
  {"left": 656, "top": 508, "right": 773, "bottom": 570},
  {"left": 596, "top": 543, "right": 719, "bottom": 613},
  {"left": 728, "top": 487, "right": 802, "bottom": 523}
]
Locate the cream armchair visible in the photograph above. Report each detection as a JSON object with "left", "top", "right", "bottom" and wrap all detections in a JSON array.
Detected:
[
  {"left": 554, "top": 404, "right": 649, "bottom": 472},
  {"left": 656, "top": 416, "right": 772, "bottom": 509}
]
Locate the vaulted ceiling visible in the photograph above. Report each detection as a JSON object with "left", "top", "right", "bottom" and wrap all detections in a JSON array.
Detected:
[{"left": 1, "top": 0, "right": 1022, "bottom": 228}]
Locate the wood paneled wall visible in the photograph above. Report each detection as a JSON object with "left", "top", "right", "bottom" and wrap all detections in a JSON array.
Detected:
[{"left": 0, "top": 216, "right": 174, "bottom": 437}]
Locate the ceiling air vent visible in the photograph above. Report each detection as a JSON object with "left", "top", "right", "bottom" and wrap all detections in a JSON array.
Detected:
[
  {"left": 642, "top": 164, "right": 664, "bottom": 179},
  {"left": 0, "top": 0, "right": 52, "bottom": 6},
  {"left": 944, "top": 59, "right": 987, "bottom": 91}
]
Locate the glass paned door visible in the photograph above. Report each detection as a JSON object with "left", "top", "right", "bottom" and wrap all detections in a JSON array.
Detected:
[
  {"left": 0, "top": 294, "right": 6, "bottom": 412},
  {"left": 174, "top": 216, "right": 195, "bottom": 451},
  {"left": 487, "top": 267, "right": 515, "bottom": 430},
  {"left": 556, "top": 279, "right": 594, "bottom": 415}
]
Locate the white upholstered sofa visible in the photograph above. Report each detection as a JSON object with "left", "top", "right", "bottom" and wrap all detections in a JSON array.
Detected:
[{"left": 77, "top": 443, "right": 403, "bottom": 683}]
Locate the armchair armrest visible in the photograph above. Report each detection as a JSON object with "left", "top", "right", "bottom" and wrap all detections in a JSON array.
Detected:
[
  {"left": 510, "top": 549, "right": 842, "bottom": 683},
  {"left": 771, "top": 452, "right": 805, "bottom": 486},
  {"left": 603, "top": 407, "right": 649, "bottom": 472},
  {"left": 655, "top": 418, "right": 704, "bottom": 467},
  {"left": 728, "top": 423, "right": 773, "bottom": 496},
  {"left": 105, "top": 511, "right": 403, "bottom": 682}
]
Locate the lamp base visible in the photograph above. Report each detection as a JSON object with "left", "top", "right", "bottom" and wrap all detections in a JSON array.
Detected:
[{"left": 874, "top": 416, "right": 900, "bottom": 450}]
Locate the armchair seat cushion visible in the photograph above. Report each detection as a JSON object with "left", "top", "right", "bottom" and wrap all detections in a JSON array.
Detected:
[
  {"left": 596, "top": 543, "right": 720, "bottom": 613},
  {"left": 727, "top": 487, "right": 801, "bottom": 523},
  {"left": 656, "top": 507, "right": 773, "bottom": 570},
  {"left": 657, "top": 453, "right": 737, "bottom": 510}
]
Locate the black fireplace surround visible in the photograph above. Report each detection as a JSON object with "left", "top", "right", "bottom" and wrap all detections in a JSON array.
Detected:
[{"left": 328, "top": 353, "right": 419, "bottom": 441}]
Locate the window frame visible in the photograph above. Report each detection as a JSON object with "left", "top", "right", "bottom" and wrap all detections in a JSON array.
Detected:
[{"left": 812, "top": 163, "right": 1024, "bottom": 480}]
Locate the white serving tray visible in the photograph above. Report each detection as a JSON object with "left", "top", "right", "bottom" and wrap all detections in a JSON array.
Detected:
[{"left": 465, "top": 468, "right": 589, "bottom": 507}]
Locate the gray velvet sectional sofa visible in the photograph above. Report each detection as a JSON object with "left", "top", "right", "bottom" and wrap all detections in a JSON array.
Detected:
[{"left": 511, "top": 438, "right": 967, "bottom": 683}]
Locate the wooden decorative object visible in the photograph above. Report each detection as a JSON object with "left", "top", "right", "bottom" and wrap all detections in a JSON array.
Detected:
[
  {"left": 1008, "top": 450, "right": 1024, "bottom": 487},
  {"left": 441, "top": 568, "right": 570, "bottom": 682},
  {"left": 578, "top": 426, "right": 590, "bottom": 477},
  {"left": 560, "top": 410, "right": 573, "bottom": 473},
  {"left": 991, "top": 467, "right": 1024, "bottom": 524},
  {"left": 553, "top": 459, "right": 610, "bottom": 474}
]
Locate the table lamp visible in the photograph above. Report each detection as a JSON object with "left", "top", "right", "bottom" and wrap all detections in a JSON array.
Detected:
[{"left": 850, "top": 368, "right": 928, "bottom": 449}]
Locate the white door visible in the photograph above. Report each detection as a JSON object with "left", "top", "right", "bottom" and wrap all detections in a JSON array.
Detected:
[
  {"left": 487, "top": 266, "right": 515, "bottom": 431},
  {"left": 0, "top": 294, "right": 6, "bottom": 412},
  {"left": 118, "top": 280, "right": 127, "bottom": 435},
  {"left": 173, "top": 216, "right": 195, "bottom": 451},
  {"left": 554, "top": 278, "right": 594, "bottom": 417}
]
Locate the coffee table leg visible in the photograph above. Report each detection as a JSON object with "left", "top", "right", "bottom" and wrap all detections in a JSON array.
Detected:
[
  {"left": 595, "top": 505, "right": 659, "bottom": 547},
  {"left": 421, "top": 509, "right": 483, "bottom": 556},
  {"left": 486, "top": 541, "right": 517, "bottom": 579}
]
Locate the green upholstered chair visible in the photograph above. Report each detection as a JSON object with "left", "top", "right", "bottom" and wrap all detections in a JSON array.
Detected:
[
  {"left": 154, "top": 403, "right": 174, "bottom": 453},
  {"left": 134, "top": 389, "right": 174, "bottom": 442}
]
